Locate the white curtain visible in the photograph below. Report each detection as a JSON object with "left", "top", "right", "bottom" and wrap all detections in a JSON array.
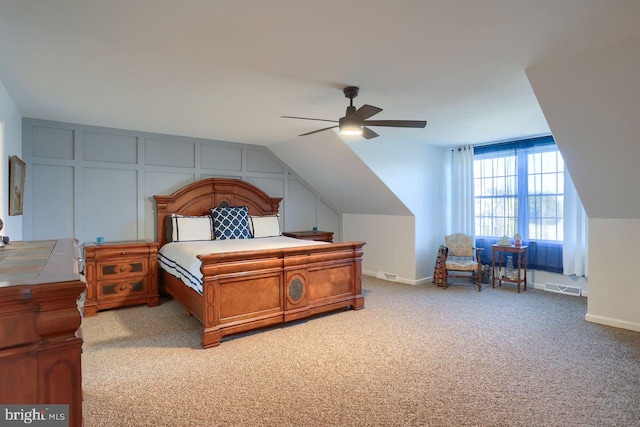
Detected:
[
  {"left": 449, "top": 145, "right": 475, "bottom": 235},
  {"left": 563, "top": 170, "right": 588, "bottom": 276}
]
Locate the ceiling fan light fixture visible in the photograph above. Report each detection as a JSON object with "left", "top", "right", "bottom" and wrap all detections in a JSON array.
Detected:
[
  {"left": 282, "top": 86, "right": 427, "bottom": 139},
  {"left": 339, "top": 117, "right": 363, "bottom": 136}
]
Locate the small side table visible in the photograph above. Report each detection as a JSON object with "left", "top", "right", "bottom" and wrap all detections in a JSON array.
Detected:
[
  {"left": 491, "top": 244, "right": 528, "bottom": 293},
  {"left": 283, "top": 230, "right": 334, "bottom": 243}
]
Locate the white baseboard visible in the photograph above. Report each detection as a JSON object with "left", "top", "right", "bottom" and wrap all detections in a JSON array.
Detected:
[
  {"left": 363, "top": 270, "right": 430, "bottom": 286},
  {"left": 585, "top": 313, "right": 640, "bottom": 332}
]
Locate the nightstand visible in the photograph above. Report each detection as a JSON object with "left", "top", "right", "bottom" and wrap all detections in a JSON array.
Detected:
[
  {"left": 282, "top": 230, "right": 334, "bottom": 243},
  {"left": 83, "top": 240, "right": 159, "bottom": 317}
]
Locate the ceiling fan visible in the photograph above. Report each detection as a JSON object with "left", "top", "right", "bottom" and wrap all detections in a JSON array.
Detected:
[{"left": 281, "top": 86, "right": 427, "bottom": 139}]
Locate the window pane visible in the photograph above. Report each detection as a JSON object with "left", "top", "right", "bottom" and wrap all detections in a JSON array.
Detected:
[
  {"left": 528, "top": 174, "right": 540, "bottom": 193},
  {"left": 482, "top": 178, "right": 492, "bottom": 196},
  {"left": 474, "top": 143, "right": 564, "bottom": 241},
  {"left": 528, "top": 195, "right": 540, "bottom": 218},
  {"left": 541, "top": 173, "right": 557, "bottom": 194},
  {"left": 480, "top": 198, "right": 492, "bottom": 215},
  {"left": 494, "top": 198, "right": 504, "bottom": 216},
  {"left": 505, "top": 175, "right": 517, "bottom": 194},
  {"left": 529, "top": 153, "right": 541, "bottom": 174},
  {"left": 494, "top": 158, "right": 504, "bottom": 176},
  {"left": 541, "top": 218, "right": 558, "bottom": 240},
  {"left": 541, "top": 151, "right": 557, "bottom": 173},
  {"left": 558, "top": 173, "right": 564, "bottom": 192},
  {"left": 541, "top": 195, "right": 557, "bottom": 217}
]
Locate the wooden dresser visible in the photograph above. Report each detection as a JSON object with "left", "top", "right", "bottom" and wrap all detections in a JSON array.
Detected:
[
  {"left": 83, "top": 240, "right": 159, "bottom": 316},
  {"left": 0, "top": 239, "right": 85, "bottom": 427}
]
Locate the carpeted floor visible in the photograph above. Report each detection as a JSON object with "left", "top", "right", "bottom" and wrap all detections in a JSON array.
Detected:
[{"left": 81, "top": 276, "right": 640, "bottom": 426}]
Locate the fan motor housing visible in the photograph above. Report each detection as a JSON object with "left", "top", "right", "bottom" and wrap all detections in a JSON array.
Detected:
[{"left": 343, "top": 86, "right": 359, "bottom": 99}]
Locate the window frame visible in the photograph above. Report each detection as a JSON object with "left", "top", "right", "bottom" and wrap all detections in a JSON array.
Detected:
[{"left": 473, "top": 136, "right": 564, "bottom": 273}]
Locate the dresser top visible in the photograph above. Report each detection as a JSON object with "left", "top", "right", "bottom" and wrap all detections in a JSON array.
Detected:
[{"left": 0, "top": 238, "right": 85, "bottom": 300}]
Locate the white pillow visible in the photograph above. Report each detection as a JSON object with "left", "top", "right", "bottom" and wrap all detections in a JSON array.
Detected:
[
  {"left": 249, "top": 215, "right": 281, "bottom": 238},
  {"left": 170, "top": 214, "right": 214, "bottom": 242}
]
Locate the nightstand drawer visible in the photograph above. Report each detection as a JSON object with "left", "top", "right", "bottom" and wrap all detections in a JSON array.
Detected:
[
  {"left": 97, "top": 258, "right": 148, "bottom": 279},
  {"left": 98, "top": 279, "right": 147, "bottom": 301},
  {"left": 93, "top": 247, "right": 152, "bottom": 259}
]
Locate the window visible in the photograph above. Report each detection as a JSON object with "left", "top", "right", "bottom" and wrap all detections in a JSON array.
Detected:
[
  {"left": 527, "top": 148, "right": 564, "bottom": 241},
  {"left": 473, "top": 136, "right": 564, "bottom": 273},
  {"left": 474, "top": 153, "right": 518, "bottom": 238}
]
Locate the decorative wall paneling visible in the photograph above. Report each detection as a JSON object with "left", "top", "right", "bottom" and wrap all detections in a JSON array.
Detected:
[{"left": 22, "top": 119, "right": 340, "bottom": 244}]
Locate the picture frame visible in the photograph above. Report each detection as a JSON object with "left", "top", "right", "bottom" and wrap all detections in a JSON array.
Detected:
[{"left": 9, "top": 155, "right": 25, "bottom": 216}]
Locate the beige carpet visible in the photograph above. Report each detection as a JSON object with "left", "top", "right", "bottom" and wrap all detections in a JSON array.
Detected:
[{"left": 81, "top": 276, "right": 640, "bottom": 426}]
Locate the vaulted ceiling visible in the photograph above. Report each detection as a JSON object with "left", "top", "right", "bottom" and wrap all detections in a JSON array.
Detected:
[{"left": 1, "top": 0, "right": 639, "bottom": 148}]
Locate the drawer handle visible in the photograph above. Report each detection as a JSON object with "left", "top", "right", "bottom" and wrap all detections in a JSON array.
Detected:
[
  {"left": 120, "top": 285, "right": 127, "bottom": 291},
  {"left": 121, "top": 251, "right": 127, "bottom": 255},
  {"left": 120, "top": 267, "right": 126, "bottom": 272}
]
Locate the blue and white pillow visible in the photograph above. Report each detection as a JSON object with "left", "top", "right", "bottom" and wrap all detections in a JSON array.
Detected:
[{"left": 211, "top": 206, "right": 252, "bottom": 240}]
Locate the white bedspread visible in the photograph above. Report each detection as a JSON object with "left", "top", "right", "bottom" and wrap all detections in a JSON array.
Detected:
[{"left": 158, "top": 236, "right": 328, "bottom": 294}]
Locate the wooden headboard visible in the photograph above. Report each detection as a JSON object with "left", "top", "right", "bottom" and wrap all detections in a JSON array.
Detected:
[{"left": 153, "top": 178, "right": 282, "bottom": 248}]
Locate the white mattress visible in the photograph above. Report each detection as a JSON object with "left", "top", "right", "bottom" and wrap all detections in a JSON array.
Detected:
[{"left": 158, "top": 236, "right": 328, "bottom": 294}]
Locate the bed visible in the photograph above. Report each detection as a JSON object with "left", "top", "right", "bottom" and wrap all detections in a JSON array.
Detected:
[{"left": 154, "top": 178, "right": 365, "bottom": 348}]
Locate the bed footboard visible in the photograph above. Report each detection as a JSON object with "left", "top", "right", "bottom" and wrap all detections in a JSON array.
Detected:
[{"left": 190, "top": 242, "right": 364, "bottom": 348}]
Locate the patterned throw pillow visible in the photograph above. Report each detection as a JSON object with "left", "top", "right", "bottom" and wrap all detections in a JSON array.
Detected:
[{"left": 211, "top": 206, "right": 252, "bottom": 240}]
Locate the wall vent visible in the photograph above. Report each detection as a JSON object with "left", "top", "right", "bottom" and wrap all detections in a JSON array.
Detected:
[
  {"left": 544, "top": 282, "right": 582, "bottom": 297},
  {"left": 377, "top": 271, "right": 398, "bottom": 281}
]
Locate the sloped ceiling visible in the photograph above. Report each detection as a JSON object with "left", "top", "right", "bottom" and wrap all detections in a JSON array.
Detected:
[
  {"left": 1, "top": 1, "right": 639, "bottom": 149},
  {"left": 527, "top": 34, "right": 640, "bottom": 219},
  {"left": 270, "top": 131, "right": 412, "bottom": 216}
]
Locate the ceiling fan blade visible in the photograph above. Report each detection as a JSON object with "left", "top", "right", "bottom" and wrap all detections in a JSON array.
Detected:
[
  {"left": 299, "top": 125, "right": 338, "bottom": 136},
  {"left": 362, "top": 127, "right": 379, "bottom": 139},
  {"left": 350, "top": 104, "right": 382, "bottom": 122},
  {"left": 281, "top": 116, "right": 338, "bottom": 124},
  {"left": 363, "top": 120, "right": 427, "bottom": 128}
]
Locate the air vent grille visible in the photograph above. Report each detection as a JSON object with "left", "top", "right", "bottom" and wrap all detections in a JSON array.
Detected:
[
  {"left": 544, "top": 283, "right": 581, "bottom": 296},
  {"left": 377, "top": 271, "right": 398, "bottom": 281}
]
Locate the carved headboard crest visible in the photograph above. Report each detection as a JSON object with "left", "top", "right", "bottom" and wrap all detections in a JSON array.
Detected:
[{"left": 153, "top": 178, "right": 282, "bottom": 248}]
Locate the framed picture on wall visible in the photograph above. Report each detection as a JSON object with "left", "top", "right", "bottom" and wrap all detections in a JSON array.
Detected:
[{"left": 9, "top": 155, "right": 25, "bottom": 216}]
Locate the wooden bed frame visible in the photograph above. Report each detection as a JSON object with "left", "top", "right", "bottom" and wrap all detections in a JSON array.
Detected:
[{"left": 154, "top": 178, "right": 364, "bottom": 348}]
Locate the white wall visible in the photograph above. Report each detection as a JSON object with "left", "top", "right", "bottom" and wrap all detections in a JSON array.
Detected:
[
  {"left": 343, "top": 214, "right": 416, "bottom": 284},
  {"left": 0, "top": 79, "right": 22, "bottom": 240},
  {"left": 348, "top": 139, "right": 449, "bottom": 283},
  {"left": 527, "top": 34, "right": 640, "bottom": 331},
  {"left": 586, "top": 219, "right": 640, "bottom": 331}
]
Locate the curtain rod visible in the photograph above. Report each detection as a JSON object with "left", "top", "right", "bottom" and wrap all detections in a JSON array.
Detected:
[{"left": 451, "top": 135, "right": 554, "bottom": 152}]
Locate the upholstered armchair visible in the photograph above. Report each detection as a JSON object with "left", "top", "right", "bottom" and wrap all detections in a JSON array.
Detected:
[{"left": 438, "top": 233, "right": 484, "bottom": 291}]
